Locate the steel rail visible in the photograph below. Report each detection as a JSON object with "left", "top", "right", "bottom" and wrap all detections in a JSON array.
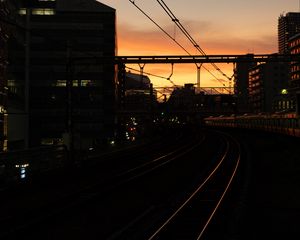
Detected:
[
  {"left": 197, "top": 133, "right": 241, "bottom": 239},
  {"left": 114, "top": 135, "right": 206, "bottom": 184},
  {"left": 0, "top": 133, "right": 206, "bottom": 238},
  {"left": 147, "top": 133, "right": 240, "bottom": 240}
]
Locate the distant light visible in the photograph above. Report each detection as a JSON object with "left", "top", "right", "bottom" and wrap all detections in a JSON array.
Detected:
[
  {"left": 15, "top": 163, "right": 29, "bottom": 168},
  {"left": 20, "top": 167, "right": 26, "bottom": 179},
  {"left": 110, "top": 140, "right": 115, "bottom": 145},
  {"left": 281, "top": 89, "right": 288, "bottom": 95},
  {"left": 89, "top": 147, "right": 94, "bottom": 151}
]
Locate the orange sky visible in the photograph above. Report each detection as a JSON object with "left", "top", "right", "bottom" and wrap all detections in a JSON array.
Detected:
[
  {"left": 117, "top": 21, "right": 275, "bottom": 89},
  {"left": 99, "top": 0, "right": 299, "bottom": 89}
]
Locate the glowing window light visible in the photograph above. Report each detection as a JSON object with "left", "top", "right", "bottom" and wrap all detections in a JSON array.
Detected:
[
  {"left": 15, "top": 163, "right": 29, "bottom": 168},
  {"left": 18, "top": 8, "right": 27, "bottom": 15},
  {"left": 32, "top": 9, "right": 55, "bottom": 15}
]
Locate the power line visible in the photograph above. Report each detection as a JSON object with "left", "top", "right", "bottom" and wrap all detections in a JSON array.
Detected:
[
  {"left": 125, "top": 66, "right": 178, "bottom": 86},
  {"left": 128, "top": 0, "right": 190, "bottom": 55},
  {"left": 128, "top": 0, "right": 229, "bottom": 90},
  {"left": 156, "top": 0, "right": 232, "bottom": 82}
]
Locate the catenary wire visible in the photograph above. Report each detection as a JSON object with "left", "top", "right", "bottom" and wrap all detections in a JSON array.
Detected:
[
  {"left": 128, "top": 0, "right": 230, "bottom": 89},
  {"left": 156, "top": 0, "right": 232, "bottom": 82}
]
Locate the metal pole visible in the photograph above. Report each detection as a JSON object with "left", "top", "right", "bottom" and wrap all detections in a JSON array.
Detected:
[
  {"left": 25, "top": 8, "right": 31, "bottom": 149},
  {"left": 65, "top": 41, "right": 73, "bottom": 161},
  {"left": 118, "top": 63, "right": 126, "bottom": 109},
  {"left": 196, "top": 63, "right": 202, "bottom": 92},
  {"left": 138, "top": 63, "right": 145, "bottom": 88}
]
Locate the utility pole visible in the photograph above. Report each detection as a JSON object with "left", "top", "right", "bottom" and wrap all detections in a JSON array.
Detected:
[
  {"left": 25, "top": 8, "right": 31, "bottom": 149},
  {"left": 65, "top": 41, "right": 74, "bottom": 162},
  {"left": 196, "top": 64, "right": 202, "bottom": 92}
]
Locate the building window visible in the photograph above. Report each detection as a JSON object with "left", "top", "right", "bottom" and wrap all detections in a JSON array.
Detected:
[
  {"left": 81, "top": 80, "right": 92, "bottom": 87},
  {"left": 19, "top": 8, "right": 55, "bottom": 15},
  {"left": 18, "top": 8, "right": 27, "bottom": 15},
  {"left": 56, "top": 80, "right": 66, "bottom": 87},
  {"left": 32, "top": 8, "right": 55, "bottom": 15},
  {"left": 55, "top": 80, "right": 92, "bottom": 87}
]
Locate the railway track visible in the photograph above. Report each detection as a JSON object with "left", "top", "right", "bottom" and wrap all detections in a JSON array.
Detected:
[
  {"left": 145, "top": 132, "right": 241, "bottom": 240},
  {"left": 0, "top": 129, "right": 206, "bottom": 239},
  {"left": 105, "top": 131, "right": 241, "bottom": 240},
  {"left": 0, "top": 129, "right": 242, "bottom": 240}
]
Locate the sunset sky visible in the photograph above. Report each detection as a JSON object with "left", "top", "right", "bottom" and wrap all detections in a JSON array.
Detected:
[{"left": 98, "top": 0, "right": 299, "bottom": 89}]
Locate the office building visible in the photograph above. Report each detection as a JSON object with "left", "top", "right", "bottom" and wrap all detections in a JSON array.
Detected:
[
  {"left": 7, "top": 0, "right": 117, "bottom": 150},
  {"left": 0, "top": 0, "right": 10, "bottom": 151},
  {"left": 278, "top": 12, "right": 300, "bottom": 54},
  {"left": 289, "top": 33, "right": 300, "bottom": 89},
  {"left": 249, "top": 62, "right": 290, "bottom": 113},
  {"left": 233, "top": 55, "right": 256, "bottom": 113},
  {"left": 289, "top": 33, "right": 300, "bottom": 114}
]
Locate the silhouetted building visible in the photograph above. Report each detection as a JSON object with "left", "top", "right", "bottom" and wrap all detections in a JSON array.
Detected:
[
  {"left": 233, "top": 54, "right": 256, "bottom": 113},
  {"left": 289, "top": 33, "right": 300, "bottom": 114},
  {"left": 124, "top": 72, "right": 155, "bottom": 111},
  {"left": 289, "top": 33, "right": 300, "bottom": 89},
  {"left": 249, "top": 62, "right": 290, "bottom": 113},
  {"left": 7, "top": 0, "right": 117, "bottom": 150},
  {"left": 0, "top": 0, "right": 11, "bottom": 151},
  {"left": 168, "top": 84, "right": 196, "bottom": 111},
  {"left": 278, "top": 12, "right": 300, "bottom": 54},
  {"left": 168, "top": 84, "right": 235, "bottom": 115}
]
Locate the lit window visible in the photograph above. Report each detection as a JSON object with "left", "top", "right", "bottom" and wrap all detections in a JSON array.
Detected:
[
  {"left": 80, "top": 80, "right": 92, "bottom": 87},
  {"left": 73, "top": 80, "right": 79, "bottom": 87},
  {"left": 18, "top": 8, "right": 27, "bottom": 15},
  {"left": 56, "top": 80, "right": 66, "bottom": 87},
  {"left": 0, "top": 105, "right": 5, "bottom": 114},
  {"left": 32, "top": 8, "right": 55, "bottom": 15}
]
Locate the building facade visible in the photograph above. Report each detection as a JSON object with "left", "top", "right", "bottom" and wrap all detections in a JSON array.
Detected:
[
  {"left": 7, "top": 0, "right": 117, "bottom": 150},
  {"left": 233, "top": 55, "right": 256, "bottom": 113},
  {"left": 289, "top": 33, "right": 300, "bottom": 89},
  {"left": 278, "top": 12, "right": 300, "bottom": 54},
  {"left": 0, "top": 0, "right": 10, "bottom": 151},
  {"left": 124, "top": 71, "right": 153, "bottom": 111},
  {"left": 289, "top": 33, "right": 300, "bottom": 114},
  {"left": 249, "top": 62, "right": 290, "bottom": 113}
]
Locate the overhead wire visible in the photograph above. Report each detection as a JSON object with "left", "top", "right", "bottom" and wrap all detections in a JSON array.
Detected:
[
  {"left": 128, "top": 0, "right": 230, "bottom": 90},
  {"left": 156, "top": 0, "right": 232, "bottom": 86},
  {"left": 128, "top": 0, "right": 190, "bottom": 55},
  {"left": 125, "top": 66, "right": 178, "bottom": 86}
]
